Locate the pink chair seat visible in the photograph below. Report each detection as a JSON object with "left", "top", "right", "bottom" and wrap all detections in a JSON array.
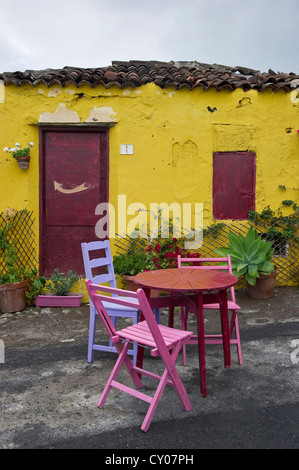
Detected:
[
  {"left": 118, "top": 320, "right": 193, "bottom": 357},
  {"left": 204, "top": 300, "right": 240, "bottom": 311}
]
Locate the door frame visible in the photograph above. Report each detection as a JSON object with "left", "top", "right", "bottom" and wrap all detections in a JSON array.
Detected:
[{"left": 38, "top": 125, "right": 109, "bottom": 275}]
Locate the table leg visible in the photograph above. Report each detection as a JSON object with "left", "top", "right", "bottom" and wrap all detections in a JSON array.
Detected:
[
  {"left": 219, "top": 289, "right": 231, "bottom": 368},
  {"left": 136, "top": 287, "right": 150, "bottom": 373},
  {"left": 168, "top": 307, "right": 174, "bottom": 327},
  {"left": 196, "top": 293, "right": 207, "bottom": 398}
]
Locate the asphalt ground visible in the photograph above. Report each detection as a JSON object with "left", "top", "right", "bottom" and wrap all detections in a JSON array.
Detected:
[{"left": 0, "top": 286, "right": 298, "bottom": 453}]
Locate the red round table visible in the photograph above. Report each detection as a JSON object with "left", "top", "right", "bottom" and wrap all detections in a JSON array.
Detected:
[{"left": 134, "top": 268, "right": 238, "bottom": 397}]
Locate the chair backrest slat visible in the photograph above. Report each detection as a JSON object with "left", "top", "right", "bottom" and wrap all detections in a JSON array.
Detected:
[
  {"left": 178, "top": 255, "right": 236, "bottom": 300},
  {"left": 81, "top": 240, "right": 117, "bottom": 289},
  {"left": 89, "top": 258, "right": 111, "bottom": 269}
]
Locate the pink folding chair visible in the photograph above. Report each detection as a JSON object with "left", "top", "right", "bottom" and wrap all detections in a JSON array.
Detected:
[
  {"left": 178, "top": 255, "right": 242, "bottom": 366},
  {"left": 86, "top": 280, "right": 193, "bottom": 432}
]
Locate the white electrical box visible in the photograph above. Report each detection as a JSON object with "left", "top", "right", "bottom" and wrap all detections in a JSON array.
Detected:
[{"left": 120, "top": 144, "right": 134, "bottom": 155}]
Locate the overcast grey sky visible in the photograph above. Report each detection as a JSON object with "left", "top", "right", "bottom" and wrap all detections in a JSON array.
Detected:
[{"left": 0, "top": 0, "right": 298, "bottom": 74}]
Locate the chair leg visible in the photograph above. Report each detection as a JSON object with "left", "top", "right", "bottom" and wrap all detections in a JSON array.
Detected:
[
  {"left": 141, "top": 366, "right": 170, "bottom": 432},
  {"left": 180, "top": 307, "right": 243, "bottom": 367},
  {"left": 131, "top": 312, "right": 139, "bottom": 366},
  {"left": 98, "top": 341, "right": 143, "bottom": 409},
  {"left": 141, "top": 342, "right": 192, "bottom": 432},
  {"left": 87, "top": 309, "right": 97, "bottom": 363},
  {"left": 97, "top": 342, "right": 131, "bottom": 408},
  {"left": 168, "top": 307, "right": 174, "bottom": 327},
  {"left": 164, "top": 342, "right": 193, "bottom": 412},
  {"left": 110, "top": 316, "right": 117, "bottom": 349},
  {"left": 230, "top": 311, "right": 243, "bottom": 365},
  {"left": 154, "top": 309, "right": 161, "bottom": 324},
  {"left": 180, "top": 307, "right": 188, "bottom": 366}
]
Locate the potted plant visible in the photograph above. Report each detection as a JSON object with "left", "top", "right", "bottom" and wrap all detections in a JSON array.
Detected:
[
  {"left": 113, "top": 232, "right": 199, "bottom": 296},
  {"left": 113, "top": 251, "right": 148, "bottom": 288},
  {"left": 0, "top": 207, "right": 47, "bottom": 312},
  {"left": 0, "top": 252, "right": 30, "bottom": 313},
  {"left": 113, "top": 235, "right": 149, "bottom": 291},
  {"left": 35, "top": 268, "right": 83, "bottom": 307},
  {"left": 215, "top": 226, "right": 277, "bottom": 299},
  {"left": 3, "top": 141, "right": 34, "bottom": 169},
  {"left": 0, "top": 224, "right": 31, "bottom": 312}
]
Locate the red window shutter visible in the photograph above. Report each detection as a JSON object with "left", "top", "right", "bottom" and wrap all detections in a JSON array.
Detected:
[{"left": 213, "top": 152, "right": 256, "bottom": 220}]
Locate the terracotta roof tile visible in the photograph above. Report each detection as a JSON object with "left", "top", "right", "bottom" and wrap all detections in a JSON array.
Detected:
[{"left": 0, "top": 61, "right": 298, "bottom": 92}]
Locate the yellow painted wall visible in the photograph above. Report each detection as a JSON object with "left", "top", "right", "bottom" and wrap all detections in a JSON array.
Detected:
[{"left": 0, "top": 81, "right": 298, "bottom": 296}]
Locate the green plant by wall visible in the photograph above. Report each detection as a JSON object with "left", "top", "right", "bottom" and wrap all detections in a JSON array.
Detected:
[
  {"left": 113, "top": 216, "right": 201, "bottom": 275},
  {"left": 47, "top": 268, "right": 79, "bottom": 296},
  {"left": 0, "top": 209, "right": 31, "bottom": 284},
  {"left": 0, "top": 208, "right": 46, "bottom": 304},
  {"left": 202, "top": 222, "right": 226, "bottom": 238},
  {"left": 3, "top": 142, "right": 34, "bottom": 160},
  {"left": 215, "top": 226, "right": 275, "bottom": 286},
  {"left": 248, "top": 189, "right": 299, "bottom": 245}
]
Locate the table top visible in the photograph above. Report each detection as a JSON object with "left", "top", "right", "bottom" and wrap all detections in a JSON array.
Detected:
[{"left": 134, "top": 268, "right": 238, "bottom": 293}]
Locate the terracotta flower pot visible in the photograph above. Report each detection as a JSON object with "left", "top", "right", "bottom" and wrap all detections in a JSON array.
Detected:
[
  {"left": 247, "top": 268, "right": 278, "bottom": 300},
  {"left": 17, "top": 155, "right": 30, "bottom": 169},
  {"left": 0, "top": 278, "right": 29, "bottom": 313}
]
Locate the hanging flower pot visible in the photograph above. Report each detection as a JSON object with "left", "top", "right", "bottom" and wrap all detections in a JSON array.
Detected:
[
  {"left": 17, "top": 155, "right": 30, "bottom": 169},
  {"left": 3, "top": 141, "right": 34, "bottom": 169}
]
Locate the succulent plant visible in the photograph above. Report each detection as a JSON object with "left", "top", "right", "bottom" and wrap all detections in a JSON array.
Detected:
[{"left": 215, "top": 226, "right": 275, "bottom": 286}]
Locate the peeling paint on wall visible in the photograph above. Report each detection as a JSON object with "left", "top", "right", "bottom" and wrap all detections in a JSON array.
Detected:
[
  {"left": 39, "top": 103, "right": 80, "bottom": 123},
  {"left": 85, "top": 106, "right": 117, "bottom": 123},
  {"left": 290, "top": 88, "right": 299, "bottom": 104},
  {"left": 0, "top": 81, "right": 4, "bottom": 103},
  {"left": 47, "top": 87, "right": 63, "bottom": 97}
]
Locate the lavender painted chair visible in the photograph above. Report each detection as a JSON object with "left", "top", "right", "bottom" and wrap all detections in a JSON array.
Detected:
[
  {"left": 86, "top": 280, "right": 193, "bottom": 432},
  {"left": 81, "top": 241, "right": 139, "bottom": 364},
  {"left": 178, "top": 255, "right": 242, "bottom": 366}
]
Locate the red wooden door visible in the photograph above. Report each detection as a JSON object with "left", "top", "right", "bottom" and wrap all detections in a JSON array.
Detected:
[
  {"left": 39, "top": 128, "right": 109, "bottom": 276},
  {"left": 213, "top": 152, "right": 256, "bottom": 220}
]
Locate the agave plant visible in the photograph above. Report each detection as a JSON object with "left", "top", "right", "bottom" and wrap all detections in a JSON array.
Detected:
[{"left": 215, "top": 226, "right": 275, "bottom": 286}]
